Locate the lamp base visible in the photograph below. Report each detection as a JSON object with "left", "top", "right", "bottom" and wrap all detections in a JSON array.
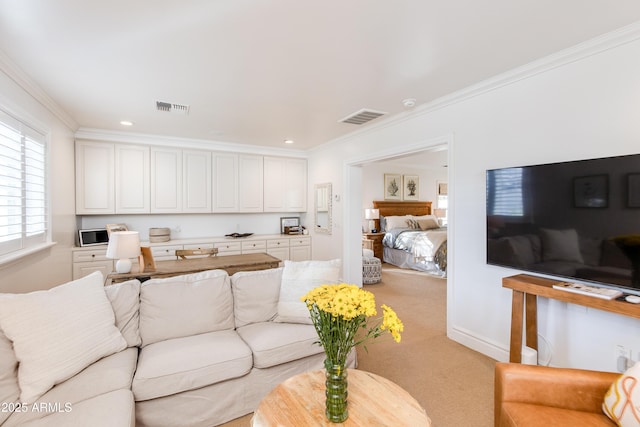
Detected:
[
  {"left": 368, "top": 220, "right": 376, "bottom": 233},
  {"left": 115, "top": 258, "right": 132, "bottom": 274}
]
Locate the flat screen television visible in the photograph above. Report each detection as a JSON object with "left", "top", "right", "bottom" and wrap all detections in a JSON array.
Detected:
[{"left": 486, "top": 153, "right": 640, "bottom": 295}]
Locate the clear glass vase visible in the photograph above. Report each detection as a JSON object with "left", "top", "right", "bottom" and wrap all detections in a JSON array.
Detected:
[{"left": 324, "top": 359, "right": 348, "bottom": 423}]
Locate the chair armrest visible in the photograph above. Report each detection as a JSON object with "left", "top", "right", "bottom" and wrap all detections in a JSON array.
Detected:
[{"left": 495, "top": 362, "right": 620, "bottom": 426}]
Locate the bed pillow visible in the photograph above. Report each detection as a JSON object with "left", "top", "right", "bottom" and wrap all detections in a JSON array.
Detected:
[
  {"left": 0, "top": 271, "right": 127, "bottom": 403},
  {"left": 384, "top": 216, "right": 411, "bottom": 231},
  {"left": 540, "top": 228, "right": 584, "bottom": 263},
  {"left": 416, "top": 218, "right": 440, "bottom": 230},
  {"left": 275, "top": 259, "right": 341, "bottom": 324},
  {"left": 603, "top": 360, "right": 640, "bottom": 425}
]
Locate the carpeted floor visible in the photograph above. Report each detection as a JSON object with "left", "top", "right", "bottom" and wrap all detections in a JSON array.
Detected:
[{"left": 220, "top": 265, "right": 496, "bottom": 427}]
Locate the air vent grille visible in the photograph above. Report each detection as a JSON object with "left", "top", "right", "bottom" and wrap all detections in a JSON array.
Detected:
[
  {"left": 155, "top": 101, "right": 190, "bottom": 115},
  {"left": 339, "top": 109, "right": 386, "bottom": 125}
]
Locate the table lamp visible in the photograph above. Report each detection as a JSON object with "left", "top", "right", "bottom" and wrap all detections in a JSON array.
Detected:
[
  {"left": 106, "top": 231, "right": 140, "bottom": 273},
  {"left": 365, "top": 208, "right": 379, "bottom": 233},
  {"left": 433, "top": 208, "right": 447, "bottom": 226}
]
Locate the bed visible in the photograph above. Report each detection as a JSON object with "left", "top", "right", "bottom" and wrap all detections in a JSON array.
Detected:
[{"left": 372, "top": 200, "right": 447, "bottom": 276}]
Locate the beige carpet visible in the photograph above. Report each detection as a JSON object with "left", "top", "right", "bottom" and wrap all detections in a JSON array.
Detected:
[{"left": 220, "top": 265, "right": 496, "bottom": 427}]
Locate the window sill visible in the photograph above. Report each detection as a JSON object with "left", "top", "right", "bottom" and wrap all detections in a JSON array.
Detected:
[{"left": 0, "top": 242, "right": 57, "bottom": 268}]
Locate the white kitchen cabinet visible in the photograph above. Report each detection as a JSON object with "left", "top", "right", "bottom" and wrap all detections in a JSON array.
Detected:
[
  {"left": 241, "top": 239, "right": 267, "bottom": 254},
  {"left": 212, "top": 152, "right": 239, "bottom": 212},
  {"left": 115, "top": 144, "right": 150, "bottom": 214},
  {"left": 151, "top": 147, "right": 182, "bottom": 213},
  {"left": 263, "top": 156, "right": 307, "bottom": 212},
  {"left": 72, "top": 248, "right": 113, "bottom": 280},
  {"left": 289, "top": 236, "right": 311, "bottom": 261},
  {"left": 75, "top": 141, "right": 115, "bottom": 214},
  {"left": 149, "top": 244, "right": 183, "bottom": 261},
  {"left": 183, "top": 149, "right": 211, "bottom": 212},
  {"left": 266, "top": 237, "right": 289, "bottom": 261},
  {"left": 214, "top": 240, "right": 242, "bottom": 256},
  {"left": 238, "top": 154, "right": 264, "bottom": 212}
]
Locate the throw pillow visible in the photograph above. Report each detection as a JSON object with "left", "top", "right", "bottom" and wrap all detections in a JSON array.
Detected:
[
  {"left": 416, "top": 218, "right": 440, "bottom": 230},
  {"left": 231, "top": 267, "right": 283, "bottom": 327},
  {"left": 0, "top": 328, "right": 19, "bottom": 425},
  {"left": 0, "top": 271, "right": 127, "bottom": 403},
  {"left": 384, "top": 216, "right": 411, "bottom": 231},
  {"left": 104, "top": 279, "right": 142, "bottom": 347},
  {"left": 540, "top": 228, "right": 584, "bottom": 263},
  {"left": 275, "top": 259, "right": 342, "bottom": 324},
  {"left": 603, "top": 360, "right": 640, "bottom": 425}
]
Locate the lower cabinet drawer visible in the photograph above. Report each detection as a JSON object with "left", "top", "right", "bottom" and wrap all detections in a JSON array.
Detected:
[
  {"left": 150, "top": 244, "right": 183, "bottom": 260},
  {"left": 267, "top": 239, "right": 290, "bottom": 249},
  {"left": 241, "top": 240, "right": 266, "bottom": 251},
  {"left": 73, "top": 249, "right": 109, "bottom": 263},
  {"left": 289, "top": 237, "right": 311, "bottom": 247},
  {"left": 214, "top": 241, "right": 242, "bottom": 253}
]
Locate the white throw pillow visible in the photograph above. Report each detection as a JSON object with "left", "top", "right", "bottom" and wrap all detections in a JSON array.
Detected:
[
  {"left": 0, "top": 271, "right": 127, "bottom": 403},
  {"left": 231, "top": 268, "right": 283, "bottom": 327},
  {"left": 384, "top": 216, "right": 411, "bottom": 231},
  {"left": 603, "top": 360, "right": 640, "bottom": 425},
  {"left": 275, "top": 259, "right": 341, "bottom": 324},
  {"left": 104, "top": 279, "right": 142, "bottom": 347}
]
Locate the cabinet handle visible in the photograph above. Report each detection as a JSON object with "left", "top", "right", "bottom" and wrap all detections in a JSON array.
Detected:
[{"left": 91, "top": 254, "right": 95, "bottom": 258}]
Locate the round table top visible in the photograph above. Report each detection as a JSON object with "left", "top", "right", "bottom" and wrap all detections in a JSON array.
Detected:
[{"left": 252, "top": 368, "right": 431, "bottom": 426}]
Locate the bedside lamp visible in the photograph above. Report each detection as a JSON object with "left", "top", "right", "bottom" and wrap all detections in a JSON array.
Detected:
[
  {"left": 433, "top": 208, "right": 447, "bottom": 226},
  {"left": 365, "top": 208, "right": 380, "bottom": 233},
  {"left": 106, "top": 231, "right": 140, "bottom": 274}
]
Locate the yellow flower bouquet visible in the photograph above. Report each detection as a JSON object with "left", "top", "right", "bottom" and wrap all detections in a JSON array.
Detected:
[{"left": 300, "top": 283, "right": 404, "bottom": 422}]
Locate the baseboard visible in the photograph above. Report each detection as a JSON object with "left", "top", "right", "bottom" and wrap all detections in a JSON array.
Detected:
[{"left": 447, "top": 325, "right": 509, "bottom": 363}]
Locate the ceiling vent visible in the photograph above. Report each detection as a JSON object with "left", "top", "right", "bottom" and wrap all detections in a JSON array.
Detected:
[
  {"left": 339, "top": 108, "right": 386, "bottom": 125},
  {"left": 156, "top": 101, "right": 190, "bottom": 115}
]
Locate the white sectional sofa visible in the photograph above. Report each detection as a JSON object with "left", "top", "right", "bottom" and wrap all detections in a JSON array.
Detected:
[{"left": 0, "top": 261, "right": 355, "bottom": 427}]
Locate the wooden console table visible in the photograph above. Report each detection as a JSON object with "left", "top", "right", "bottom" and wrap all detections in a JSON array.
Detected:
[
  {"left": 503, "top": 274, "right": 640, "bottom": 363},
  {"left": 107, "top": 253, "right": 280, "bottom": 284}
]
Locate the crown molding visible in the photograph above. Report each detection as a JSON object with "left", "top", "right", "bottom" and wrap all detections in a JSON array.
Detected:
[
  {"left": 74, "top": 128, "right": 309, "bottom": 158},
  {"left": 319, "top": 20, "right": 640, "bottom": 150},
  {"left": 0, "top": 50, "right": 78, "bottom": 131}
]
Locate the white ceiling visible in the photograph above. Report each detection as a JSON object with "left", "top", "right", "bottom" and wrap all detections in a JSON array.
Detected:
[{"left": 1, "top": 1, "right": 640, "bottom": 151}]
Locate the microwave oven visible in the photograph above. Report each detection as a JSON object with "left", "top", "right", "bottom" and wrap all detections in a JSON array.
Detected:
[{"left": 78, "top": 228, "right": 109, "bottom": 247}]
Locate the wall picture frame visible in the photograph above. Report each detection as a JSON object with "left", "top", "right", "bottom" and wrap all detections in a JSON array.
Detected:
[
  {"left": 280, "top": 217, "right": 300, "bottom": 234},
  {"left": 384, "top": 174, "right": 402, "bottom": 200},
  {"left": 573, "top": 174, "right": 608, "bottom": 208},
  {"left": 403, "top": 175, "right": 419, "bottom": 201},
  {"left": 106, "top": 223, "right": 128, "bottom": 236}
]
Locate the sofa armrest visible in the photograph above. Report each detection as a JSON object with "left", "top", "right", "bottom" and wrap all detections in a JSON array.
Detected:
[{"left": 495, "top": 362, "right": 620, "bottom": 427}]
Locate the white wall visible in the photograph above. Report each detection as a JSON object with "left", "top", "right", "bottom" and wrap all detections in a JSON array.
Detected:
[
  {"left": 0, "top": 69, "right": 77, "bottom": 293},
  {"left": 308, "top": 25, "right": 640, "bottom": 371}
]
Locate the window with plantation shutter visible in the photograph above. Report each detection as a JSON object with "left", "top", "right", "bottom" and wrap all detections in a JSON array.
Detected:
[
  {"left": 487, "top": 167, "right": 524, "bottom": 216},
  {"left": 0, "top": 109, "right": 49, "bottom": 260}
]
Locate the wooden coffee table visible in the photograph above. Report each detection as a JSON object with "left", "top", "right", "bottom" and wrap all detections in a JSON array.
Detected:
[{"left": 252, "top": 369, "right": 431, "bottom": 426}]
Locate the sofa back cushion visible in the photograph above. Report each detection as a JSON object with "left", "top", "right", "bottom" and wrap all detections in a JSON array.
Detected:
[
  {"left": 0, "top": 328, "right": 19, "bottom": 425},
  {"left": 104, "top": 279, "right": 141, "bottom": 347},
  {"left": 231, "top": 267, "right": 282, "bottom": 327},
  {"left": 139, "top": 270, "right": 234, "bottom": 347}
]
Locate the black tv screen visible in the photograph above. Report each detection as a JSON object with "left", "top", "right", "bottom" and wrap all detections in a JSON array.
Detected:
[{"left": 486, "top": 153, "right": 640, "bottom": 294}]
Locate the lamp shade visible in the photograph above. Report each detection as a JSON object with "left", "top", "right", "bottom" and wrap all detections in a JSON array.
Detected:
[
  {"left": 364, "top": 209, "right": 380, "bottom": 220},
  {"left": 433, "top": 208, "right": 446, "bottom": 219},
  {"left": 106, "top": 231, "right": 140, "bottom": 273}
]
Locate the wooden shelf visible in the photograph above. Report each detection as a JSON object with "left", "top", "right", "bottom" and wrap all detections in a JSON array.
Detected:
[{"left": 502, "top": 274, "right": 640, "bottom": 363}]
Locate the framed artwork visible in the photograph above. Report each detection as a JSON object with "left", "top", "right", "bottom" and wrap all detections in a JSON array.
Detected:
[
  {"left": 628, "top": 174, "right": 640, "bottom": 207},
  {"left": 403, "top": 175, "right": 419, "bottom": 201},
  {"left": 280, "top": 217, "right": 300, "bottom": 234},
  {"left": 438, "top": 182, "right": 448, "bottom": 196},
  {"left": 384, "top": 174, "right": 402, "bottom": 200},
  {"left": 106, "top": 223, "right": 128, "bottom": 236},
  {"left": 573, "top": 174, "right": 608, "bottom": 208}
]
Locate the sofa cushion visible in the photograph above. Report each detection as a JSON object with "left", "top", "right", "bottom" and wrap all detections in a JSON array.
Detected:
[
  {"left": 104, "top": 279, "right": 141, "bottom": 347},
  {"left": 603, "top": 360, "right": 640, "bottom": 425},
  {"left": 236, "top": 322, "right": 324, "bottom": 368},
  {"left": 275, "top": 259, "right": 341, "bottom": 324},
  {"left": 139, "top": 269, "right": 234, "bottom": 347},
  {"left": 231, "top": 267, "right": 282, "bottom": 327},
  {"left": 2, "top": 389, "right": 135, "bottom": 427},
  {"left": 0, "top": 328, "right": 19, "bottom": 426},
  {"left": 2, "top": 348, "right": 137, "bottom": 427},
  {"left": 132, "top": 330, "right": 253, "bottom": 401},
  {"left": 0, "top": 271, "right": 126, "bottom": 403}
]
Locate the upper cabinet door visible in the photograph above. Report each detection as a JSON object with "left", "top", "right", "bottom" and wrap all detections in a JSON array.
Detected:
[
  {"left": 183, "top": 149, "right": 211, "bottom": 213},
  {"left": 263, "top": 156, "right": 307, "bottom": 212},
  {"left": 115, "top": 144, "right": 150, "bottom": 214},
  {"left": 150, "top": 147, "right": 182, "bottom": 213},
  {"left": 212, "top": 152, "right": 239, "bottom": 212},
  {"left": 75, "top": 141, "right": 115, "bottom": 214},
  {"left": 238, "top": 154, "right": 263, "bottom": 212}
]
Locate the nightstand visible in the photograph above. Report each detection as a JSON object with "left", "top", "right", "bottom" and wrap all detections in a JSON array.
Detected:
[{"left": 362, "top": 232, "right": 385, "bottom": 260}]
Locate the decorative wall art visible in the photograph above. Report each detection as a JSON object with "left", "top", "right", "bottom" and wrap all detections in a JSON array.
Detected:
[
  {"left": 573, "top": 174, "right": 608, "bottom": 208},
  {"left": 628, "top": 173, "right": 640, "bottom": 208},
  {"left": 384, "top": 174, "right": 402, "bottom": 200},
  {"left": 403, "top": 175, "right": 419, "bottom": 201}
]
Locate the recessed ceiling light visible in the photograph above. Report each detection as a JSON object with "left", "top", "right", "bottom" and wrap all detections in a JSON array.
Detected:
[
  {"left": 120, "top": 120, "right": 134, "bottom": 126},
  {"left": 284, "top": 139, "right": 294, "bottom": 144}
]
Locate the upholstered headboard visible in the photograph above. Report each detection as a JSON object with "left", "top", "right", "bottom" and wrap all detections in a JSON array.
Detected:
[{"left": 372, "top": 200, "right": 432, "bottom": 231}]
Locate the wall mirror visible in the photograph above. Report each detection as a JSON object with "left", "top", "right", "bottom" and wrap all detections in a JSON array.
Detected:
[{"left": 314, "top": 183, "right": 332, "bottom": 234}]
